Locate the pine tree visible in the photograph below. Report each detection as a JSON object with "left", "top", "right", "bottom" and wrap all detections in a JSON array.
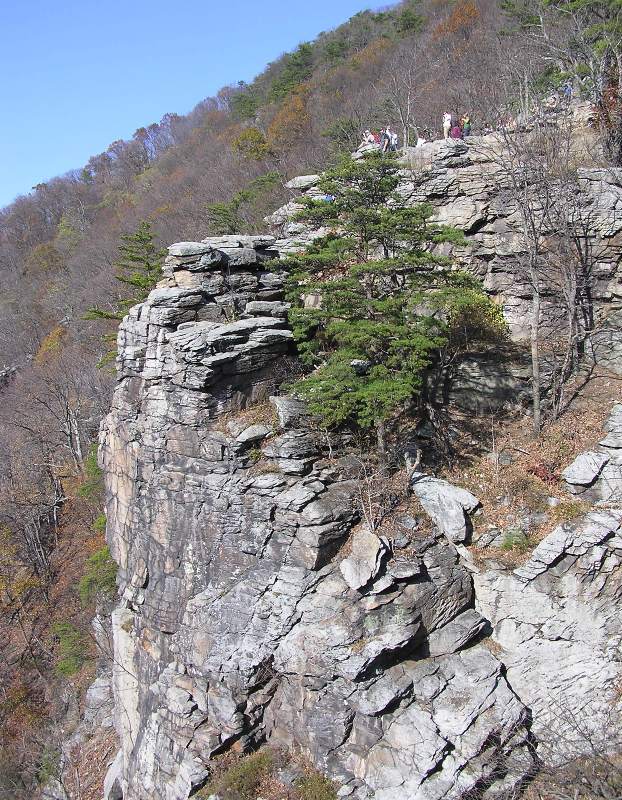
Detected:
[
  {"left": 283, "top": 153, "right": 505, "bottom": 466},
  {"left": 205, "top": 172, "right": 282, "bottom": 235},
  {"left": 85, "top": 221, "right": 165, "bottom": 366},
  {"left": 86, "top": 220, "right": 165, "bottom": 322}
]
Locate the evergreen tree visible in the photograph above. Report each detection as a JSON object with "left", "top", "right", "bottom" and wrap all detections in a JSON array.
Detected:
[
  {"left": 85, "top": 221, "right": 165, "bottom": 366},
  {"left": 283, "top": 153, "right": 505, "bottom": 465},
  {"left": 86, "top": 220, "right": 165, "bottom": 322},
  {"left": 269, "top": 43, "right": 314, "bottom": 101},
  {"left": 205, "top": 172, "right": 282, "bottom": 235}
]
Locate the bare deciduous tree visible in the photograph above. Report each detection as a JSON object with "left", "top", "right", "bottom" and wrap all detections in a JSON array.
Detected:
[{"left": 480, "top": 107, "right": 599, "bottom": 433}]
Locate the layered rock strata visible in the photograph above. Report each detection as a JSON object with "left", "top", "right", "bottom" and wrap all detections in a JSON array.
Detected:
[
  {"left": 475, "top": 507, "right": 622, "bottom": 753},
  {"left": 101, "top": 239, "right": 535, "bottom": 799},
  {"left": 101, "top": 133, "right": 622, "bottom": 799},
  {"left": 268, "top": 128, "right": 622, "bottom": 348}
]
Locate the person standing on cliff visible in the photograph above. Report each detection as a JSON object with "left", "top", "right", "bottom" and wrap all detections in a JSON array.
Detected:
[
  {"left": 450, "top": 122, "right": 464, "bottom": 139},
  {"left": 442, "top": 112, "right": 452, "bottom": 139}
]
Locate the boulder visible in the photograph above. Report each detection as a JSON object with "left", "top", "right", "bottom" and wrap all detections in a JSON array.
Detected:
[
  {"left": 270, "top": 396, "right": 310, "bottom": 429},
  {"left": 410, "top": 473, "right": 480, "bottom": 542},
  {"left": 339, "top": 527, "right": 390, "bottom": 591},
  {"left": 351, "top": 142, "right": 381, "bottom": 159},
  {"left": 426, "top": 609, "right": 489, "bottom": 656},
  {"left": 168, "top": 241, "right": 215, "bottom": 257},
  {"left": 284, "top": 174, "right": 320, "bottom": 190},
  {"left": 243, "top": 300, "right": 290, "bottom": 317},
  {"left": 562, "top": 450, "right": 610, "bottom": 490},
  {"left": 235, "top": 424, "right": 271, "bottom": 445}
]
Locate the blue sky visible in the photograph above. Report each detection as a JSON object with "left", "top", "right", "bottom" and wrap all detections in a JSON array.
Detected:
[{"left": 0, "top": 0, "right": 376, "bottom": 209}]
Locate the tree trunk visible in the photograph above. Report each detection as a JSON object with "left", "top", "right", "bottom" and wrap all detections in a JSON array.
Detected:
[
  {"left": 376, "top": 420, "right": 388, "bottom": 474},
  {"left": 531, "top": 281, "right": 542, "bottom": 436}
]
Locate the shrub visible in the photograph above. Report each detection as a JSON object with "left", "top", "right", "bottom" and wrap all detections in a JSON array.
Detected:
[
  {"left": 501, "top": 528, "right": 529, "bottom": 552},
  {"left": 52, "top": 622, "right": 89, "bottom": 677},
  {"left": 34, "top": 325, "right": 66, "bottom": 365},
  {"left": 296, "top": 772, "right": 338, "bottom": 800},
  {"left": 549, "top": 500, "right": 590, "bottom": 524},
  {"left": 200, "top": 750, "right": 274, "bottom": 799},
  {"left": 232, "top": 127, "right": 273, "bottom": 160},
  {"left": 78, "top": 444, "right": 103, "bottom": 499},
  {"left": 37, "top": 747, "right": 60, "bottom": 784},
  {"left": 78, "top": 545, "right": 117, "bottom": 606},
  {"left": 92, "top": 513, "right": 107, "bottom": 532}
]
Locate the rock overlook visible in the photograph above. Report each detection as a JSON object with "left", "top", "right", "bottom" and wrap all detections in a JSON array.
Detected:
[{"left": 100, "top": 137, "right": 622, "bottom": 800}]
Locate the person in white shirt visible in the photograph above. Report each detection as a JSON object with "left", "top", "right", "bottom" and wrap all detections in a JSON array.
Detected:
[{"left": 442, "top": 112, "right": 452, "bottom": 139}]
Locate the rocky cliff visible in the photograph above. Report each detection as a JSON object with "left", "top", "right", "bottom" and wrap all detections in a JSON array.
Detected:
[
  {"left": 270, "top": 118, "right": 622, "bottom": 355},
  {"left": 100, "top": 133, "right": 622, "bottom": 800}
]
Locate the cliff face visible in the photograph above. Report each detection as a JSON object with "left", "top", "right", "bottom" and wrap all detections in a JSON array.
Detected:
[
  {"left": 269, "top": 120, "right": 622, "bottom": 355},
  {"left": 100, "top": 135, "right": 622, "bottom": 800}
]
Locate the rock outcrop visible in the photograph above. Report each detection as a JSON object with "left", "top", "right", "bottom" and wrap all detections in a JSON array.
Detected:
[
  {"left": 101, "top": 240, "right": 535, "bottom": 799},
  {"left": 563, "top": 403, "right": 622, "bottom": 501},
  {"left": 99, "top": 136, "right": 622, "bottom": 800},
  {"left": 475, "top": 509, "right": 622, "bottom": 753},
  {"left": 476, "top": 404, "right": 622, "bottom": 757},
  {"left": 270, "top": 126, "right": 622, "bottom": 355}
]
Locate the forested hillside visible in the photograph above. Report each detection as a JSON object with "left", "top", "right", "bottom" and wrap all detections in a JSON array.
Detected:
[{"left": 1, "top": 0, "right": 621, "bottom": 795}]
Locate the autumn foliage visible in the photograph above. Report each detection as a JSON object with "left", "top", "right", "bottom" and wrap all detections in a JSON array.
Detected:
[
  {"left": 267, "top": 85, "right": 311, "bottom": 147},
  {"left": 433, "top": 0, "right": 480, "bottom": 38}
]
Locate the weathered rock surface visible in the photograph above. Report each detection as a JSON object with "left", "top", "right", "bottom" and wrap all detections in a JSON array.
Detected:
[
  {"left": 562, "top": 404, "right": 622, "bottom": 501},
  {"left": 339, "top": 526, "right": 390, "bottom": 590},
  {"left": 411, "top": 473, "right": 480, "bottom": 543},
  {"left": 284, "top": 174, "right": 320, "bottom": 190},
  {"left": 101, "top": 241, "right": 535, "bottom": 799},
  {"left": 475, "top": 509, "right": 622, "bottom": 752},
  {"left": 99, "top": 127, "right": 622, "bottom": 799},
  {"left": 562, "top": 450, "right": 609, "bottom": 489},
  {"left": 267, "top": 117, "right": 622, "bottom": 352}
]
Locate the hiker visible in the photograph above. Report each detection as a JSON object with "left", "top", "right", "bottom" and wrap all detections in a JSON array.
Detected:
[
  {"left": 389, "top": 129, "right": 399, "bottom": 151},
  {"left": 442, "top": 112, "right": 452, "bottom": 139},
  {"left": 450, "top": 122, "right": 463, "bottom": 139},
  {"left": 372, "top": 130, "right": 381, "bottom": 144},
  {"left": 562, "top": 81, "right": 573, "bottom": 101},
  {"left": 381, "top": 127, "right": 390, "bottom": 152},
  {"left": 544, "top": 93, "right": 558, "bottom": 110},
  {"left": 361, "top": 129, "right": 375, "bottom": 145},
  {"left": 461, "top": 114, "right": 472, "bottom": 136}
]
